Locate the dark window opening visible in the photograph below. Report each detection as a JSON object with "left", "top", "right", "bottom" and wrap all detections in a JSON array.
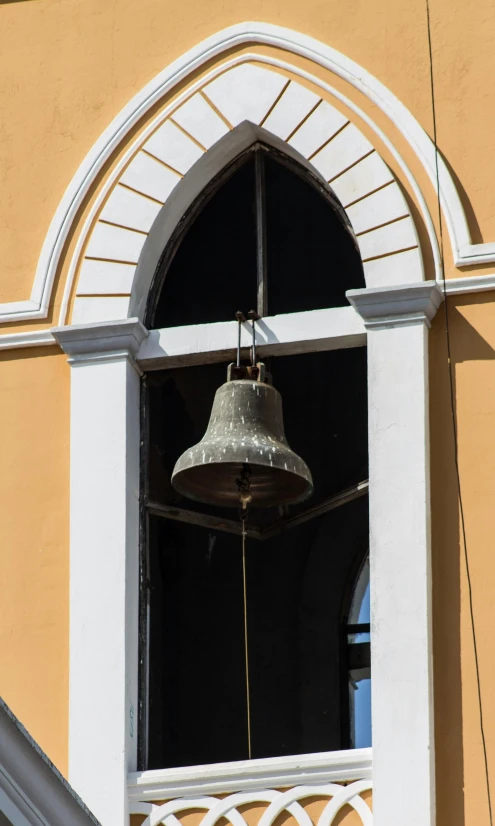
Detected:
[
  {"left": 150, "top": 146, "right": 365, "bottom": 330},
  {"left": 142, "top": 347, "right": 369, "bottom": 769},
  {"left": 141, "top": 141, "right": 370, "bottom": 771}
]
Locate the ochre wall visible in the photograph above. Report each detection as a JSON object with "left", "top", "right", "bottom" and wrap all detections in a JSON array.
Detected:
[
  {"left": 0, "top": 348, "right": 69, "bottom": 773},
  {"left": 1, "top": 1, "right": 495, "bottom": 822},
  {"left": 0, "top": 0, "right": 494, "bottom": 314},
  {"left": 431, "top": 294, "right": 495, "bottom": 826}
]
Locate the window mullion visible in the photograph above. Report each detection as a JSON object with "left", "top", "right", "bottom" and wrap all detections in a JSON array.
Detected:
[{"left": 255, "top": 147, "right": 268, "bottom": 317}]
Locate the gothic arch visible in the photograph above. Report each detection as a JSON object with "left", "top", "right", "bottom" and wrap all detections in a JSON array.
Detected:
[
  {"left": 7, "top": 23, "right": 491, "bottom": 325},
  {"left": 67, "top": 60, "right": 425, "bottom": 326},
  {"left": 129, "top": 121, "right": 364, "bottom": 323}
]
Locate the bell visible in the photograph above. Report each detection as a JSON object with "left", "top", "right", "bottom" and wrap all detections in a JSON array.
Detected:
[{"left": 171, "top": 363, "right": 313, "bottom": 508}]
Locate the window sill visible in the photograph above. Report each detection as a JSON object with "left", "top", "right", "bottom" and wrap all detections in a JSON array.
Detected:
[{"left": 128, "top": 748, "right": 372, "bottom": 800}]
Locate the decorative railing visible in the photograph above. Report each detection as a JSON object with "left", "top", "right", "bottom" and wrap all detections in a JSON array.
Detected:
[{"left": 129, "top": 750, "right": 372, "bottom": 826}]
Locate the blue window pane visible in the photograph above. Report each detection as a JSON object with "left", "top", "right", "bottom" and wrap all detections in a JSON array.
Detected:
[
  {"left": 349, "top": 558, "right": 370, "bottom": 625},
  {"left": 357, "top": 581, "right": 370, "bottom": 625},
  {"left": 348, "top": 556, "right": 371, "bottom": 748},
  {"left": 349, "top": 675, "right": 371, "bottom": 748},
  {"left": 347, "top": 631, "right": 370, "bottom": 644}
]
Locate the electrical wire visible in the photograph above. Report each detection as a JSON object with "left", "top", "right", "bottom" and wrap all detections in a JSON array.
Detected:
[{"left": 425, "top": 2, "right": 493, "bottom": 821}]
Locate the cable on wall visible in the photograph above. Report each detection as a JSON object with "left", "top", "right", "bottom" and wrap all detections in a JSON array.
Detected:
[{"left": 425, "top": 2, "right": 493, "bottom": 822}]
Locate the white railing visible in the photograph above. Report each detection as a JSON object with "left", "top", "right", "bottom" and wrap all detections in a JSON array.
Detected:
[{"left": 128, "top": 749, "right": 372, "bottom": 826}]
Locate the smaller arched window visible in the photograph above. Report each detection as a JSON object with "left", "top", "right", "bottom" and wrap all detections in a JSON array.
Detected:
[{"left": 346, "top": 557, "right": 371, "bottom": 748}]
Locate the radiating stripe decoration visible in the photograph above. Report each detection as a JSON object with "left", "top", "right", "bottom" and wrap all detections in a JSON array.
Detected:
[{"left": 72, "top": 62, "right": 422, "bottom": 325}]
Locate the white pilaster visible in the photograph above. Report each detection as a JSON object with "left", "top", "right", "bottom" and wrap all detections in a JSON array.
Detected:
[
  {"left": 52, "top": 319, "right": 148, "bottom": 826},
  {"left": 347, "top": 282, "right": 443, "bottom": 826}
]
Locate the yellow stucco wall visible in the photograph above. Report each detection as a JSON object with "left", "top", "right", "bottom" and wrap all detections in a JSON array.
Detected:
[
  {"left": 431, "top": 295, "right": 495, "bottom": 826},
  {"left": 0, "top": 348, "right": 69, "bottom": 773},
  {"left": 1, "top": 0, "right": 495, "bottom": 822},
  {"left": 0, "top": 0, "right": 494, "bottom": 316}
]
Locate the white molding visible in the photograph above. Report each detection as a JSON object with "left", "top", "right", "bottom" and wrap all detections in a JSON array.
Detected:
[
  {"left": 67, "top": 62, "right": 423, "bottom": 326},
  {"left": 0, "top": 700, "right": 99, "bottom": 826},
  {"left": 457, "top": 243, "right": 495, "bottom": 267},
  {"left": 1, "top": 271, "right": 495, "bottom": 354},
  {"left": 1, "top": 273, "right": 495, "bottom": 355},
  {"left": 443, "top": 272, "right": 495, "bottom": 294},
  {"left": 128, "top": 750, "right": 372, "bottom": 800},
  {"left": 52, "top": 318, "right": 148, "bottom": 366},
  {"left": 0, "top": 300, "right": 46, "bottom": 324},
  {"left": 350, "top": 285, "right": 439, "bottom": 826},
  {"left": 55, "top": 320, "right": 144, "bottom": 826},
  {"left": 137, "top": 307, "right": 366, "bottom": 370},
  {"left": 346, "top": 281, "right": 444, "bottom": 329},
  {"left": 0, "top": 330, "right": 56, "bottom": 351},
  {"left": 6, "top": 21, "right": 489, "bottom": 325}
]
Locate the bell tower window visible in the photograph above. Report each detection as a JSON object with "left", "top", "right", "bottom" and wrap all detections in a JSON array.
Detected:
[
  {"left": 140, "top": 137, "right": 370, "bottom": 771},
  {"left": 148, "top": 142, "right": 364, "bottom": 330}
]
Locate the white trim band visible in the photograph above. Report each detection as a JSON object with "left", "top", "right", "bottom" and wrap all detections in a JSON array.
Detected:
[
  {"left": 128, "top": 749, "right": 372, "bottom": 801},
  {"left": 346, "top": 281, "right": 444, "bottom": 329}
]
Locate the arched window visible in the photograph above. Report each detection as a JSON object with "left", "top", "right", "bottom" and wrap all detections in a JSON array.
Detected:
[
  {"left": 145, "top": 133, "right": 365, "bottom": 328},
  {"left": 140, "top": 135, "right": 369, "bottom": 770}
]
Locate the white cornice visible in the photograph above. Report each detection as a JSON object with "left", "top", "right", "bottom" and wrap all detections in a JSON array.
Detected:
[
  {"left": 0, "top": 330, "right": 55, "bottom": 351},
  {"left": 128, "top": 749, "right": 372, "bottom": 801},
  {"left": 443, "top": 273, "right": 495, "bottom": 295},
  {"left": 0, "top": 273, "right": 494, "bottom": 354},
  {"left": 2, "top": 22, "right": 494, "bottom": 325},
  {"left": 346, "top": 281, "right": 444, "bottom": 328},
  {"left": 51, "top": 318, "right": 148, "bottom": 365}
]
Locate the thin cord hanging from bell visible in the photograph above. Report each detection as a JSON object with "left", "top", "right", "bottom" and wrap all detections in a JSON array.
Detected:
[
  {"left": 234, "top": 315, "right": 254, "bottom": 759},
  {"left": 241, "top": 515, "right": 252, "bottom": 759},
  {"left": 237, "top": 463, "right": 253, "bottom": 760}
]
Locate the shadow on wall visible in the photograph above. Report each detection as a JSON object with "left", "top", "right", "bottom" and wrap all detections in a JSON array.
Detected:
[
  {"left": 441, "top": 153, "right": 484, "bottom": 247},
  {"left": 430, "top": 293, "right": 495, "bottom": 826}
]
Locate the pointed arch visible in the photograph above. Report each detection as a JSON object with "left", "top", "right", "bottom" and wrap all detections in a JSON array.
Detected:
[
  {"left": 129, "top": 121, "right": 363, "bottom": 324},
  {"left": 3, "top": 23, "right": 489, "bottom": 325},
  {"left": 65, "top": 58, "right": 429, "bottom": 325}
]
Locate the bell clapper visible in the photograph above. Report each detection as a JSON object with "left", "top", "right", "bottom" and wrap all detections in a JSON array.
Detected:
[{"left": 237, "top": 462, "right": 253, "bottom": 520}]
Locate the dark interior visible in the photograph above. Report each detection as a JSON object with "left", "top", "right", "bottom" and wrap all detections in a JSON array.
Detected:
[
  {"left": 144, "top": 348, "right": 368, "bottom": 769},
  {"left": 142, "top": 142, "right": 369, "bottom": 770},
  {"left": 150, "top": 149, "right": 365, "bottom": 329}
]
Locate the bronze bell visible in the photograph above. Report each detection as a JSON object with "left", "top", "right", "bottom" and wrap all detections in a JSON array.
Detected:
[{"left": 171, "top": 363, "right": 313, "bottom": 508}]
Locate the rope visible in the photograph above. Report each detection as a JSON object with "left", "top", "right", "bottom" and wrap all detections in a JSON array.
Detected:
[
  {"left": 241, "top": 517, "right": 252, "bottom": 760},
  {"left": 237, "top": 463, "right": 253, "bottom": 760}
]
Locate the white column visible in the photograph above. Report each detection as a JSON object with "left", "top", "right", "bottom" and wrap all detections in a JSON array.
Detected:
[
  {"left": 52, "top": 319, "right": 148, "bottom": 826},
  {"left": 347, "top": 283, "right": 443, "bottom": 826}
]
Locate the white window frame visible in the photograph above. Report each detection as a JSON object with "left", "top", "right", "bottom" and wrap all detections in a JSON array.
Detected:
[{"left": 53, "top": 278, "right": 442, "bottom": 826}]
